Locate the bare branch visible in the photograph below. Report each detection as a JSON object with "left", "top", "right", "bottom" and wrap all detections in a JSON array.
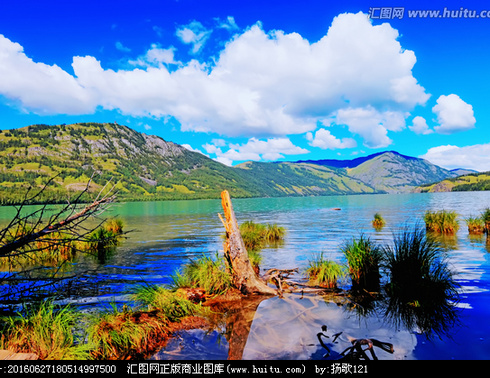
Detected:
[{"left": 0, "top": 194, "right": 115, "bottom": 258}]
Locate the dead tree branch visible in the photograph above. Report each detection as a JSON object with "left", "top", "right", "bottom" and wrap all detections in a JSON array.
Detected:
[
  {"left": 219, "top": 190, "right": 276, "bottom": 295},
  {"left": 0, "top": 178, "right": 116, "bottom": 258}
]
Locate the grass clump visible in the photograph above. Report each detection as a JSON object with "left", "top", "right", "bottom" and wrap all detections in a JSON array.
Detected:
[
  {"left": 0, "top": 301, "right": 88, "bottom": 360},
  {"left": 372, "top": 213, "right": 386, "bottom": 229},
  {"left": 87, "top": 303, "right": 166, "bottom": 360},
  {"left": 171, "top": 254, "right": 232, "bottom": 296},
  {"left": 239, "top": 221, "right": 285, "bottom": 251},
  {"left": 381, "top": 227, "right": 460, "bottom": 337},
  {"left": 482, "top": 208, "right": 490, "bottom": 234},
  {"left": 133, "top": 285, "right": 203, "bottom": 321},
  {"left": 342, "top": 235, "right": 382, "bottom": 292},
  {"left": 263, "top": 223, "right": 286, "bottom": 243},
  {"left": 465, "top": 215, "right": 485, "bottom": 235},
  {"left": 89, "top": 286, "right": 205, "bottom": 360},
  {"left": 247, "top": 249, "right": 263, "bottom": 274},
  {"left": 306, "top": 253, "right": 345, "bottom": 289},
  {"left": 382, "top": 227, "right": 459, "bottom": 306},
  {"left": 85, "top": 218, "right": 125, "bottom": 263},
  {"left": 424, "top": 210, "right": 459, "bottom": 234},
  {"left": 104, "top": 218, "right": 125, "bottom": 234}
]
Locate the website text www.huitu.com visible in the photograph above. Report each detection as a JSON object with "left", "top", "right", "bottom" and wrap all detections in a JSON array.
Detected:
[{"left": 368, "top": 7, "right": 490, "bottom": 20}]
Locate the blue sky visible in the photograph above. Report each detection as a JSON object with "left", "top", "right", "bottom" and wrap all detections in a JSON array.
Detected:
[{"left": 0, "top": 0, "right": 489, "bottom": 171}]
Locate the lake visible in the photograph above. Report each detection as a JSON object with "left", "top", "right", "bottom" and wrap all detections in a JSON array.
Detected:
[{"left": 1, "top": 191, "right": 490, "bottom": 359}]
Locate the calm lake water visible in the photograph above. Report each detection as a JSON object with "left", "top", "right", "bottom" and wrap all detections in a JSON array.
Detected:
[{"left": 2, "top": 191, "right": 490, "bottom": 360}]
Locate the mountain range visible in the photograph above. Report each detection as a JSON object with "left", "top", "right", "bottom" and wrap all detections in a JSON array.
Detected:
[{"left": 0, "top": 122, "right": 469, "bottom": 204}]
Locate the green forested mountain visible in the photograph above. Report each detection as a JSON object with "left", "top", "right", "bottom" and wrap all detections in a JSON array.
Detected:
[
  {"left": 0, "top": 122, "right": 375, "bottom": 204},
  {"left": 235, "top": 161, "right": 375, "bottom": 196},
  {"left": 0, "top": 123, "right": 267, "bottom": 204},
  {"left": 0, "top": 123, "right": 463, "bottom": 204}
]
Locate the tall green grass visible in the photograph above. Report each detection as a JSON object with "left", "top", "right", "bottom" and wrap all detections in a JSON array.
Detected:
[
  {"left": 381, "top": 227, "right": 460, "bottom": 337},
  {"left": 86, "top": 286, "right": 203, "bottom": 360},
  {"left": 87, "top": 303, "right": 166, "bottom": 360},
  {"left": 133, "top": 285, "right": 203, "bottom": 321},
  {"left": 342, "top": 235, "right": 382, "bottom": 292},
  {"left": 465, "top": 215, "right": 485, "bottom": 235},
  {"left": 171, "top": 254, "right": 233, "bottom": 295},
  {"left": 239, "top": 221, "right": 285, "bottom": 251},
  {"left": 382, "top": 227, "right": 459, "bottom": 305},
  {"left": 306, "top": 253, "right": 345, "bottom": 289},
  {"left": 0, "top": 301, "right": 89, "bottom": 360},
  {"left": 424, "top": 210, "right": 459, "bottom": 234},
  {"left": 482, "top": 208, "right": 490, "bottom": 234},
  {"left": 85, "top": 218, "right": 125, "bottom": 263}
]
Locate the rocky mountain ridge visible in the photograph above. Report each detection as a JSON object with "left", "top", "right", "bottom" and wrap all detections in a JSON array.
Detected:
[{"left": 0, "top": 123, "right": 466, "bottom": 204}]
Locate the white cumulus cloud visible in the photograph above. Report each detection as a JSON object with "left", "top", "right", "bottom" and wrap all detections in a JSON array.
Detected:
[
  {"left": 0, "top": 35, "right": 95, "bottom": 114},
  {"left": 306, "top": 128, "right": 356, "bottom": 149},
  {"left": 420, "top": 144, "right": 490, "bottom": 172},
  {"left": 333, "top": 107, "right": 406, "bottom": 148},
  {"left": 432, "top": 94, "right": 476, "bottom": 134},
  {"left": 204, "top": 137, "right": 309, "bottom": 165},
  {"left": 0, "top": 12, "right": 430, "bottom": 147},
  {"left": 182, "top": 143, "right": 204, "bottom": 154},
  {"left": 409, "top": 116, "right": 433, "bottom": 135}
]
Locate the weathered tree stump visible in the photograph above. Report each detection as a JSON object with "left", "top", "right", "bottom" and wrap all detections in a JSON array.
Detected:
[{"left": 219, "top": 190, "right": 277, "bottom": 296}]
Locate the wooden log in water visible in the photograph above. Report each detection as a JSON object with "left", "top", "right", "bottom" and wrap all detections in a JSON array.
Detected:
[{"left": 219, "top": 190, "right": 277, "bottom": 296}]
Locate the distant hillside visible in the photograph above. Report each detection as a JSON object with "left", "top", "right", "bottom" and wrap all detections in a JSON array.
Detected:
[
  {"left": 296, "top": 150, "right": 418, "bottom": 169},
  {"left": 0, "top": 123, "right": 266, "bottom": 204},
  {"left": 234, "top": 161, "right": 376, "bottom": 196},
  {"left": 346, "top": 151, "right": 458, "bottom": 193},
  {"left": 415, "top": 171, "right": 490, "bottom": 193},
  {"left": 295, "top": 151, "right": 457, "bottom": 193},
  {"left": 0, "top": 123, "right": 466, "bottom": 204},
  {"left": 450, "top": 168, "right": 479, "bottom": 176}
]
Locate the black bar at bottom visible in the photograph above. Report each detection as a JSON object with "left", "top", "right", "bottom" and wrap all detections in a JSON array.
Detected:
[{"left": 0, "top": 359, "right": 473, "bottom": 376}]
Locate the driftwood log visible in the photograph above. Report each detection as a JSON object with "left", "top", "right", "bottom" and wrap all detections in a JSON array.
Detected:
[
  {"left": 218, "top": 190, "right": 340, "bottom": 296},
  {"left": 219, "top": 190, "right": 277, "bottom": 295}
]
